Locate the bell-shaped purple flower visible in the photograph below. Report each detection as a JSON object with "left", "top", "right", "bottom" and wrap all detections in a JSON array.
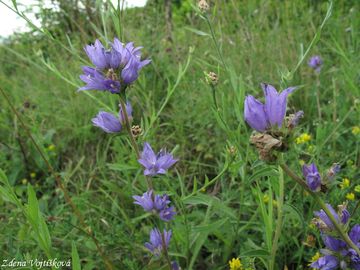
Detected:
[
  {"left": 308, "top": 55, "right": 323, "bottom": 73},
  {"left": 159, "top": 206, "right": 176, "bottom": 222},
  {"left": 302, "top": 163, "right": 321, "bottom": 192},
  {"left": 314, "top": 204, "right": 349, "bottom": 231},
  {"left": 171, "top": 261, "right": 181, "bottom": 270},
  {"left": 84, "top": 39, "right": 108, "bottom": 70},
  {"left": 133, "top": 190, "right": 154, "bottom": 211},
  {"left": 349, "top": 225, "right": 360, "bottom": 246},
  {"left": 138, "top": 142, "right": 178, "bottom": 176},
  {"left": 262, "top": 83, "right": 297, "bottom": 127},
  {"left": 244, "top": 95, "right": 268, "bottom": 132},
  {"left": 133, "top": 190, "right": 176, "bottom": 222},
  {"left": 310, "top": 255, "right": 339, "bottom": 270},
  {"left": 91, "top": 111, "right": 122, "bottom": 133},
  {"left": 79, "top": 66, "right": 121, "bottom": 93},
  {"left": 323, "top": 235, "right": 346, "bottom": 252},
  {"left": 244, "top": 84, "right": 296, "bottom": 132},
  {"left": 144, "top": 228, "right": 172, "bottom": 256},
  {"left": 153, "top": 194, "right": 171, "bottom": 211}
]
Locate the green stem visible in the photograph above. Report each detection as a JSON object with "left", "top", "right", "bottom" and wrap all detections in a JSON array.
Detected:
[
  {"left": 315, "top": 75, "right": 322, "bottom": 120},
  {"left": 280, "top": 163, "right": 360, "bottom": 256},
  {"left": 119, "top": 97, "right": 153, "bottom": 190},
  {"left": 211, "top": 85, "right": 218, "bottom": 110},
  {"left": 161, "top": 233, "right": 172, "bottom": 270},
  {"left": 269, "top": 166, "right": 284, "bottom": 270},
  {"left": 204, "top": 15, "right": 227, "bottom": 69}
]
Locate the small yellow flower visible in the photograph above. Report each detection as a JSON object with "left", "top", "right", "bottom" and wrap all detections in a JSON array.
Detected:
[
  {"left": 21, "top": 178, "right": 28, "bottom": 185},
  {"left": 30, "top": 172, "right": 36, "bottom": 178},
  {"left": 346, "top": 192, "right": 355, "bottom": 201},
  {"left": 272, "top": 200, "right": 278, "bottom": 208},
  {"left": 352, "top": 126, "right": 360, "bottom": 135},
  {"left": 340, "top": 178, "right": 350, "bottom": 189},
  {"left": 296, "top": 133, "right": 311, "bottom": 144},
  {"left": 229, "top": 258, "right": 242, "bottom": 270},
  {"left": 308, "top": 252, "right": 321, "bottom": 265},
  {"left": 307, "top": 145, "right": 315, "bottom": 152},
  {"left": 346, "top": 160, "right": 354, "bottom": 166},
  {"left": 355, "top": 185, "right": 360, "bottom": 193},
  {"left": 299, "top": 159, "right": 305, "bottom": 166},
  {"left": 263, "top": 194, "right": 270, "bottom": 204},
  {"left": 47, "top": 144, "right": 56, "bottom": 151}
]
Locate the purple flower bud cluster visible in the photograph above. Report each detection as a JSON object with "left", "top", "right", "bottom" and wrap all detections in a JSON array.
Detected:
[
  {"left": 244, "top": 83, "right": 297, "bottom": 132},
  {"left": 302, "top": 163, "right": 341, "bottom": 192},
  {"left": 79, "top": 38, "right": 150, "bottom": 94},
  {"left": 133, "top": 190, "right": 176, "bottom": 222},
  {"left": 310, "top": 204, "right": 360, "bottom": 269}
]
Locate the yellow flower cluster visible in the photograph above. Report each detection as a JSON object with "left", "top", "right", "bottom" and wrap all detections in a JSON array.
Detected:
[
  {"left": 340, "top": 178, "right": 350, "bottom": 189},
  {"left": 352, "top": 126, "right": 360, "bottom": 135},
  {"left": 355, "top": 185, "right": 360, "bottom": 193},
  {"left": 229, "top": 258, "right": 242, "bottom": 270},
  {"left": 346, "top": 192, "right": 355, "bottom": 201},
  {"left": 47, "top": 144, "right": 56, "bottom": 151},
  {"left": 308, "top": 252, "right": 321, "bottom": 265},
  {"left": 296, "top": 133, "right": 311, "bottom": 144}
]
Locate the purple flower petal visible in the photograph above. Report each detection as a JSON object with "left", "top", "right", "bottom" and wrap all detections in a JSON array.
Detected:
[
  {"left": 244, "top": 95, "right": 268, "bottom": 132},
  {"left": 91, "top": 111, "right": 122, "bottom": 133}
]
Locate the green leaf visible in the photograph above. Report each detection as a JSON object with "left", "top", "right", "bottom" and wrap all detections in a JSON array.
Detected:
[
  {"left": 184, "top": 27, "right": 210, "bottom": 36},
  {"left": 193, "top": 218, "right": 228, "bottom": 233},
  {"left": 27, "top": 185, "right": 39, "bottom": 225},
  {"left": 72, "top": 242, "right": 81, "bottom": 270}
]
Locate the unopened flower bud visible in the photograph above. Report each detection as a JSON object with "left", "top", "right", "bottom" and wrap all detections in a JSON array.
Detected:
[
  {"left": 228, "top": 146, "right": 237, "bottom": 156},
  {"left": 131, "top": 125, "right": 142, "bottom": 138},
  {"left": 198, "top": 0, "right": 209, "bottom": 12},
  {"left": 205, "top": 71, "right": 218, "bottom": 86},
  {"left": 287, "top": 111, "right": 304, "bottom": 129}
]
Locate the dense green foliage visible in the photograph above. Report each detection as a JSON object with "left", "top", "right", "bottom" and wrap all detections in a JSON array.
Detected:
[{"left": 0, "top": 0, "right": 359, "bottom": 269}]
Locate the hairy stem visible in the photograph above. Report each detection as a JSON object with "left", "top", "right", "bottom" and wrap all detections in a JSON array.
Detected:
[
  {"left": 0, "top": 87, "right": 114, "bottom": 270},
  {"left": 269, "top": 166, "right": 284, "bottom": 270},
  {"left": 280, "top": 163, "right": 360, "bottom": 256},
  {"left": 162, "top": 234, "right": 173, "bottom": 270},
  {"left": 204, "top": 14, "right": 227, "bottom": 69},
  {"left": 119, "top": 97, "right": 153, "bottom": 190}
]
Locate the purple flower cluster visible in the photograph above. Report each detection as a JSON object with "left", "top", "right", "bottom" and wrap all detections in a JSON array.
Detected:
[
  {"left": 79, "top": 38, "right": 150, "bottom": 94},
  {"left": 144, "top": 228, "right": 172, "bottom": 257},
  {"left": 138, "top": 142, "right": 178, "bottom": 176},
  {"left": 244, "top": 83, "right": 297, "bottom": 132},
  {"left": 308, "top": 55, "right": 323, "bottom": 73},
  {"left": 133, "top": 190, "right": 176, "bottom": 222},
  {"left": 311, "top": 204, "right": 360, "bottom": 269},
  {"left": 92, "top": 102, "right": 132, "bottom": 133},
  {"left": 78, "top": 38, "right": 180, "bottom": 268}
]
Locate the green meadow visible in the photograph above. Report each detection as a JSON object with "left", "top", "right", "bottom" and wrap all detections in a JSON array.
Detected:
[{"left": 0, "top": 0, "right": 359, "bottom": 269}]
